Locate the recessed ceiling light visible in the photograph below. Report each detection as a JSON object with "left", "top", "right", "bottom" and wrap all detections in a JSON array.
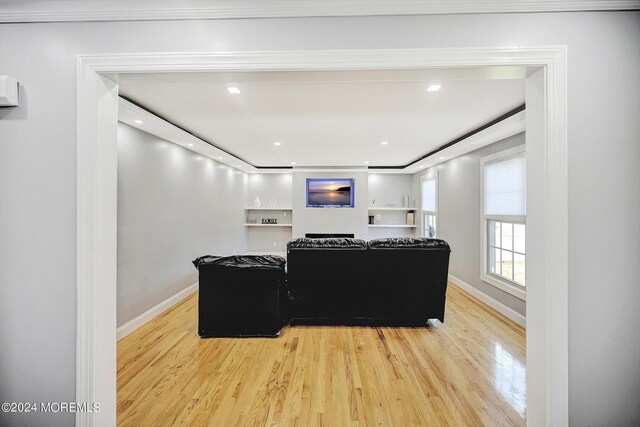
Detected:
[
  {"left": 380, "top": 141, "right": 388, "bottom": 145},
  {"left": 364, "top": 161, "right": 369, "bottom": 165},
  {"left": 439, "top": 157, "right": 445, "bottom": 160},
  {"left": 188, "top": 143, "right": 194, "bottom": 147},
  {"left": 291, "top": 161, "right": 296, "bottom": 165},
  {"left": 427, "top": 84, "right": 442, "bottom": 92},
  {"left": 227, "top": 86, "right": 240, "bottom": 94},
  {"left": 237, "top": 165, "right": 242, "bottom": 168},
  {"left": 218, "top": 157, "right": 223, "bottom": 160},
  {"left": 134, "top": 119, "right": 143, "bottom": 124},
  {"left": 274, "top": 141, "right": 281, "bottom": 146}
]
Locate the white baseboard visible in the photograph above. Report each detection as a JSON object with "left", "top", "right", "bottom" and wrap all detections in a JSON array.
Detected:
[
  {"left": 448, "top": 274, "right": 526, "bottom": 328},
  {"left": 116, "top": 282, "right": 198, "bottom": 341}
]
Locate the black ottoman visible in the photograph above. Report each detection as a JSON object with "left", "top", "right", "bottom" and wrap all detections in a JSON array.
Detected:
[{"left": 192, "top": 255, "right": 287, "bottom": 337}]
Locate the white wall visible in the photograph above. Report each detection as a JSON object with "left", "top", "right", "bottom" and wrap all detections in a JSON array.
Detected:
[
  {"left": 292, "top": 171, "right": 368, "bottom": 239},
  {"left": 117, "top": 123, "right": 247, "bottom": 327},
  {"left": 368, "top": 174, "right": 414, "bottom": 208},
  {"left": 245, "top": 173, "right": 293, "bottom": 254},
  {"left": 413, "top": 133, "right": 526, "bottom": 316},
  {"left": 246, "top": 173, "right": 293, "bottom": 208},
  {"left": 246, "top": 172, "right": 414, "bottom": 249},
  {"left": 368, "top": 173, "right": 416, "bottom": 239},
  {"left": 0, "top": 11, "right": 639, "bottom": 426}
]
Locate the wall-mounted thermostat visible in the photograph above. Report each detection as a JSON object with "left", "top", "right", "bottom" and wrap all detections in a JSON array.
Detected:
[{"left": 0, "top": 75, "right": 19, "bottom": 107}]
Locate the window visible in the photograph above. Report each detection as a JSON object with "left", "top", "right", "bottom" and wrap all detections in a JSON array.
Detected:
[
  {"left": 481, "top": 146, "right": 526, "bottom": 299},
  {"left": 422, "top": 175, "right": 437, "bottom": 238},
  {"left": 488, "top": 220, "right": 526, "bottom": 285}
]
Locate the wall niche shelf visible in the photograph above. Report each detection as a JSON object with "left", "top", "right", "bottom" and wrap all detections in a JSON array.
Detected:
[
  {"left": 245, "top": 204, "right": 293, "bottom": 255},
  {"left": 368, "top": 224, "right": 417, "bottom": 228},
  {"left": 245, "top": 207, "right": 292, "bottom": 227},
  {"left": 244, "top": 223, "right": 292, "bottom": 227},
  {"left": 368, "top": 207, "right": 416, "bottom": 211},
  {"left": 245, "top": 207, "right": 292, "bottom": 211},
  {"left": 368, "top": 207, "right": 416, "bottom": 230}
]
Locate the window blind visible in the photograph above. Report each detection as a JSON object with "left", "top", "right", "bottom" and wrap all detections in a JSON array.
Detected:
[
  {"left": 422, "top": 177, "right": 436, "bottom": 212},
  {"left": 484, "top": 155, "right": 526, "bottom": 216}
]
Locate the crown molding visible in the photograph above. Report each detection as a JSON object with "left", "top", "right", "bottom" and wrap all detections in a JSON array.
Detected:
[
  {"left": 1, "top": 0, "right": 639, "bottom": 23},
  {"left": 405, "top": 109, "right": 525, "bottom": 174},
  {"left": 118, "top": 96, "right": 258, "bottom": 172}
]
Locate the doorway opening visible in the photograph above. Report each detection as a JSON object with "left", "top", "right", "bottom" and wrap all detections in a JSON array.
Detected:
[{"left": 76, "top": 47, "right": 567, "bottom": 426}]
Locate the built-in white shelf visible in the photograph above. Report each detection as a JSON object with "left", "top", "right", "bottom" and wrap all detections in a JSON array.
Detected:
[
  {"left": 245, "top": 207, "right": 292, "bottom": 211},
  {"left": 368, "top": 224, "right": 417, "bottom": 228},
  {"left": 245, "top": 223, "right": 292, "bottom": 227},
  {"left": 368, "top": 207, "right": 417, "bottom": 211}
]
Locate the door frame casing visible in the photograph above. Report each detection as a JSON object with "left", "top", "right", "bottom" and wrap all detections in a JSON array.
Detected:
[{"left": 76, "top": 47, "right": 568, "bottom": 426}]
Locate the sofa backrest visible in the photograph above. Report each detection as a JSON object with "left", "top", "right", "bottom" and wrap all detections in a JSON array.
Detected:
[
  {"left": 286, "top": 238, "right": 368, "bottom": 318},
  {"left": 367, "top": 237, "right": 450, "bottom": 251},
  {"left": 286, "top": 236, "right": 451, "bottom": 322},
  {"left": 287, "top": 237, "right": 367, "bottom": 250},
  {"left": 366, "top": 237, "right": 451, "bottom": 322}
]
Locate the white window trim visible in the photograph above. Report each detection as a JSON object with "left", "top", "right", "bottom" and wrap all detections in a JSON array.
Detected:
[
  {"left": 420, "top": 172, "right": 438, "bottom": 238},
  {"left": 480, "top": 145, "right": 526, "bottom": 301},
  {"left": 424, "top": 212, "right": 437, "bottom": 238}
]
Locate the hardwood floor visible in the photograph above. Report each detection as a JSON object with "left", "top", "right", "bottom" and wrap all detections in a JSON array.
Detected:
[{"left": 117, "top": 284, "right": 526, "bottom": 426}]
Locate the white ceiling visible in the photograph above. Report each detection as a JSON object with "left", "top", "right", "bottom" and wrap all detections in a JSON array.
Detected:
[{"left": 118, "top": 68, "right": 525, "bottom": 168}]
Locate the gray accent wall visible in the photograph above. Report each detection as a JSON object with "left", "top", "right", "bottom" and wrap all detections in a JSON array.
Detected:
[
  {"left": 413, "top": 133, "right": 526, "bottom": 316},
  {"left": 117, "top": 123, "right": 247, "bottom": 327}
]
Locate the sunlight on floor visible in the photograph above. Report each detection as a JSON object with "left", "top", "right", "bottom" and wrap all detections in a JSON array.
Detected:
[{"left": 494, "top": 342, "right": 527, "bottom": 417}]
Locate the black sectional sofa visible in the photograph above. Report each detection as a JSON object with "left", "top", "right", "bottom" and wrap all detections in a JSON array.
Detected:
[
  {"left": 287, "top": 237, "right": 451, "bottom": 326},
  {"left": 194, "top": 237, "right": 451, "bottom": 337}
]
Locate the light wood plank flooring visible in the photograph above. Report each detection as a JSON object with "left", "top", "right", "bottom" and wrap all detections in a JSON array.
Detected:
[{"left": 117, "top": 284, "right": 526, "bottom": 426}]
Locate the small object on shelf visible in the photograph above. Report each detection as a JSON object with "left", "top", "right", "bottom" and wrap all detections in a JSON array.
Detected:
[
  {"left": 262, "top": 218, "right": 278, "bottom": 225},
  {"left": 406, "top": 212, "right": 415, "bottom": 225},
  {"left": 368, "top": 215, "right": 375, "bottom": 225},
  {"left": 247, "top": 217, "right": 257, "bottom": 224},
  {"left": 268, "top": 198, "right": 277, "bottom": 208},
  {"left": 375, "top": 214, "right": 381, "bottom": 225},
  {"left": 253, "top": 197, "right": 262, "bottom": 208}
]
